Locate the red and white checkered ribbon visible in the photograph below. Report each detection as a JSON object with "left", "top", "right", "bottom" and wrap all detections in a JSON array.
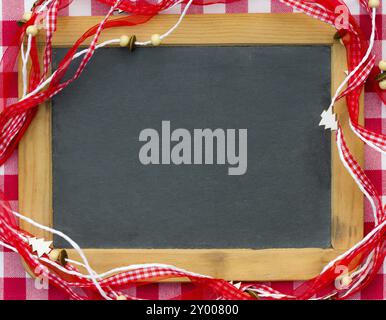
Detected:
[
  {"left": 42, "top": 0, "right": 61, "bottom": 80},
  {"left": 0, "top": 0, "right": 385, "bottom": 300},
  {"left": 351, "top": 121, "right": 386, "bottom": 154},
  {"left": 72, "top": 1, "right": 121, "bottom": 81},
  {"left": 280, "top": 0, "right": 336, "bottom": 26},
  {"left": 0, "top": 0, "right": 119, "bottom": 164},
  {"left": 337, "top": 125, "right": 384, "bottom": 222},
  {"left": 338, "top": 55, "right": 376, "bottom": 99},
  {"left": 280, "top": 0, "right": 375, "bottom": 102}
]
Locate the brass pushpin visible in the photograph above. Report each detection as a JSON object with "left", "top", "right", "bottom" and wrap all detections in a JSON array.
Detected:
[
  {"left": 49, "top": 249, "right": 68, "bottom": 266},
  {"left": 245, "top": 289, "right": 259, "bottom": 300},
  {"left": 128, "top": 35, "right": 136, "bottom": 52},
  {"left": 119, "top": 35, "right": 136, "bottom": 52}
]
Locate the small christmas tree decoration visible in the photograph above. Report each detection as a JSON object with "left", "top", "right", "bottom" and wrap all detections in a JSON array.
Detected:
[
  {"left": 368, "top": 0, "right": 380, "bottom": 8},
  {"left": 26, "top": 25, "right": 39, "bottom": 37},
  {"left": 49, "top": 249, "right": 68, "bottom": 266},
  {"left": 319, "top": 108, "right": 338, "bottom": 131},
  {"left": 379, "top": 60, "right": 386, "bottom": 71},
  {"left": 28, "top": 237, "right": 53, "bottom": 257},
  {"left": 151, "top": 34, "right": 162, "bottom": 46},
  {"left": 233, "top": 282, "right": 242, "bottom": 289},
  {"left": 113, "top": 9, "right": 125, "bottom": 15}
]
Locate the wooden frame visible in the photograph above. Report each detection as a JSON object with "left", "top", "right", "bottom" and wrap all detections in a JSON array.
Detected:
[{"left": 18, "top": 13, "right": 364, "bottom": 281}]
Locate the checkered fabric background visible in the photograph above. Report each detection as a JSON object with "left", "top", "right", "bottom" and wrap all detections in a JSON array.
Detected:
[{"left": 0, "top": 0, "right": 385, "bottom": 300}]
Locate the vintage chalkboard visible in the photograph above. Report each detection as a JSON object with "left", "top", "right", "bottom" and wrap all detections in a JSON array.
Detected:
[
  {"left": 52, "top": 45, "right": 332, "bottom": 249},
  {"left": 18, "top": 14, "right": 364, "bottom": 280}
]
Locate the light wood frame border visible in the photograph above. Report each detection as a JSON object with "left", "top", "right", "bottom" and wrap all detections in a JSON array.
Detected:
[{"left": 18, "top": 13, "right": 364, "bottom": 281}]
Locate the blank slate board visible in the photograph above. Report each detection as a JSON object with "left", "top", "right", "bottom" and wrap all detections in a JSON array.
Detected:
[{"left": 52, "top": 46, "right": 331, "bottom": 249}]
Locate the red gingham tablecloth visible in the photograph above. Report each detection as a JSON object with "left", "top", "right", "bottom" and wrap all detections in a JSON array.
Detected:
[{"left": 0, "top": 0, "right": 385, "bottom": 300}]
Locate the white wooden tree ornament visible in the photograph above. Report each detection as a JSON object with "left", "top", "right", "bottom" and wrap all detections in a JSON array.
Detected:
[
  {"left": 319, "top": 108, "right": 338, "bottom": 131},
  {"left": 28, "top": 237, "right": 52, "bottom": 257}
]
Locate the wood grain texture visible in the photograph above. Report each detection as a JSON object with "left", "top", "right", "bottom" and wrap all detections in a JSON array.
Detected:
[
  {"left": 41, "top": 14, "right": 336, "bottom": 47},
  {"left": 331, "top": 42, "right": 364, "bottom": 249},
  {"left": 66, "top": 248, "right": 345, "bottom": 281},
  {"left": 18, "top": 14, "right": 363, "bottom": 281},
  {"left": 19, "top": 44, "right": 53, "bottom": 242}
]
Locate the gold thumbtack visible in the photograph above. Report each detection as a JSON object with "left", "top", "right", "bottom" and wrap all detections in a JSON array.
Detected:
[{"left": 49, "top": 249, "right": 68, "bottom": 266}]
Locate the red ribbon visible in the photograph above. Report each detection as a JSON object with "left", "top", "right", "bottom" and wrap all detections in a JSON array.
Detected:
[{"left": 0, "top": 0, "right": 384, "bottom": 300}]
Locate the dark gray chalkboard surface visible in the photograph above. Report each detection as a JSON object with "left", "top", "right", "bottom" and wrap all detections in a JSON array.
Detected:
[{"left": 52, "top": 46, "right": 331, "bottom": 249}]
